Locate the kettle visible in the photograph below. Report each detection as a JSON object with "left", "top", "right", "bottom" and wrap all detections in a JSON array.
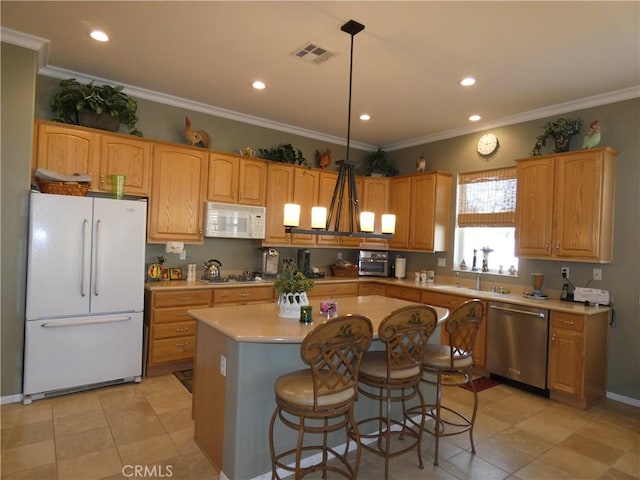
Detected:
[{"left": 203, "top": 259, "right": 222, "bottom": 281}]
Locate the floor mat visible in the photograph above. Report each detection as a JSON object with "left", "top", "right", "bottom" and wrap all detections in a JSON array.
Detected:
[
  {"left": 173, "top": 369, "right": 193, "bottom": 393},
  {"left": 461, "top": 376, "right": 500, "bottom": 392}
]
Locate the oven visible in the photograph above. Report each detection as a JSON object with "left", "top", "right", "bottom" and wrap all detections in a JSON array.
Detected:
[{"left": 358, "top": 250, "right": 389, "bottom": 277}]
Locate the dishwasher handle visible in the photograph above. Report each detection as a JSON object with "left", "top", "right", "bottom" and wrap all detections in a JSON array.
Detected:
[{"left": 489, "top": 304, "right": 546, "bottom": 318}]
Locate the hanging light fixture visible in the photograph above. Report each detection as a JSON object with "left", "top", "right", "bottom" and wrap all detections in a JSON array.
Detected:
[{"left": 283, "top": 19, "right": 396, "bottom": 239}]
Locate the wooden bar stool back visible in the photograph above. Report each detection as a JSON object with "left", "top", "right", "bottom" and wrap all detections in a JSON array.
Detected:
[
  {"left": 268, "top": 314, "right": 373, "bottom": 480},
  {"left": 421, "top": 299, "right": 484, "bottom": 466},
  {"left": 354, "top": 305, "right": 438, "bottom": 480}
]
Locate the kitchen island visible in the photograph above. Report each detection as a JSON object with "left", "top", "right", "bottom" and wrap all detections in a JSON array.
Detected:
[{"left": 189, "top": 295, "right": 449, "bottom": 480}]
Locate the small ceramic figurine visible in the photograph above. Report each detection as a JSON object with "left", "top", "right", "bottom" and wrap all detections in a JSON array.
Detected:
[
  {"left": 416, "top": 153, "right": 426, "bottom": 172},
  {"left": 508, "top": 265, "right": 517, "bottom": 275},
  {"left": 239, "top": 147, "right": 256, "bottom": 157}
]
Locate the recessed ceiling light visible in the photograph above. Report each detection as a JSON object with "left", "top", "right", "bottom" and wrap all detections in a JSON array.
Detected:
[
  {"left": 469, "top": 114, "right": 481, "bottom": 122},
  {"left": 460, "top": 77, "right": 476, "bottom": 87},
  {"left": 359, "top": 114, "right": 371, "bottom": 121},
  {"left": 89, "top": 30, "right": 109, "bottom": 42},
  {"left": 252, "top": 81, "right": 266, "bottom": 90}
]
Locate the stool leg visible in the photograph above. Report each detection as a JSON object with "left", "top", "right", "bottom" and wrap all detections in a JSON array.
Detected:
[
  {"left": 384, "top": 388, "right": 392, "bottom": 480},
  {"left": 269, "top": 407, "right": 280, "bottom": 480},
  {"left": 322, "top": 417, "right": 328, "bottom": 479},
  {"left": 468, "top": 373, "right": 478, "bottom": 455},
  {"left": 295, "top": 417, "right": 305, "bottom": 478},
  {"left": 434, "top": 372, "right": 443, "bottom": 466},
  {"left": 348, "top": 407, "right": 361, "bottom": 480},
  {"left": 414, "top": 387, "right": 425, "bottom": 470}
]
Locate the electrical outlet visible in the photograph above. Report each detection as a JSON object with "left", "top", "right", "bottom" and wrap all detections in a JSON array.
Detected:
[
  {"left": 561, "top": 266, "right": 569, "bottom": 278},
  {"left": 593, "top": 268, "right": 602, "bottom": 281},
  {"left": 220, "top": 355, "right": 227, "bottom": 377},
  {"left": 437, "top": 257, "right": 446, "bottom": 267}
]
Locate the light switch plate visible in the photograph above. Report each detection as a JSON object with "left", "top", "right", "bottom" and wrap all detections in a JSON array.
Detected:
[{"left": 437, "top": 258, "right": 446, "bottom": 267}]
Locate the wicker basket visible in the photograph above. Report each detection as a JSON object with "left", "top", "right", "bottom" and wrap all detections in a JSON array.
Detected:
[
  {"left": 38, "top": 180, "right": 90, "bottom": 197},
  {"left": 330, "top": 264, "right": 359, "bottom": 278}
]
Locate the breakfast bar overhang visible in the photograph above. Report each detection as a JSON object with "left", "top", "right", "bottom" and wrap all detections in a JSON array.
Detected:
[{"left": 189, "top": 295, "right": 449, "bottom": 480}]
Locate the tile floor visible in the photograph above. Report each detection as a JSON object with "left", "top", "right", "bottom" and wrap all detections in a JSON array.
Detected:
[{"left": 1, "top": 374, "right": 638, "bottom": 480}]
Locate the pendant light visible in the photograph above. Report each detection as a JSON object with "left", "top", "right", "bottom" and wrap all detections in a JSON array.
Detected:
[{"left": 283, "top": 19, "right": 396, "bottom": 239}]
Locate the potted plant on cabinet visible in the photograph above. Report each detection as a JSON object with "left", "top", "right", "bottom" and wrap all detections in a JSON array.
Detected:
[
  {"left": 363, "top": 147, "right": 398, "bottom": 177},
  {"left": 530, "top": 117, "right": 582, "bottom": 156},
  {"left": 50, "top": 78, "right": 143, "bottom": 136},
  {"left": 272, "top": 262, "right": 314, "bottom": 318},
  {"left": 258, "top": 143, "right": 308, "bottom": 166}
]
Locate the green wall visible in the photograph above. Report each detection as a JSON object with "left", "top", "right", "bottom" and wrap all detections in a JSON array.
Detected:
[{"left": 2, "top": 42, "right": 639, "bottom": 403}]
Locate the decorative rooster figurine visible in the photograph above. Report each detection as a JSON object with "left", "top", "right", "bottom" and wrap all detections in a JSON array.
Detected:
[
  {"left": 581, "top": 120, "right": 601, "bottom": 149},
  {"left": 315, "top": 148, "right": 332, "bottom": 169},
  {"left": 183, "top": 116, "right": 211, "bottom": 148},
  {"left": 416, "top": 153, "right": 426, "bottom": 172}
]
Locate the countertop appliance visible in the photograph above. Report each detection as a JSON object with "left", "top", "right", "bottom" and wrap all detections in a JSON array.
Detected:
[
  {"left": 486, "top": 301, "right": 550, "bottom": 392},
  {"left": 204, "top": 201, "right": 266, "bottom": 239},
  {"left": 261, "top": 248, "right": 279, "bottom": 275},
  {"left": 358, "top": 250, "right": 389, "bottom": 277},
  {"left": 23, "top": 192, "right": 147, "bottom": 403}
]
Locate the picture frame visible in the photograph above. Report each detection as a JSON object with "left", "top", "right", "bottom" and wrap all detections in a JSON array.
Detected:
[
  {"left": 169, "top": 267, "right": 183, "bottom": 280},
  {"left": 161, "top": 268, "right": 170, "bottom": 281}
]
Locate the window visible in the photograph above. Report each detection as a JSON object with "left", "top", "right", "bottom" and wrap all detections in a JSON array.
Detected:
[{"left": 454, "top": 167, "right": 518, "bottom": 274}]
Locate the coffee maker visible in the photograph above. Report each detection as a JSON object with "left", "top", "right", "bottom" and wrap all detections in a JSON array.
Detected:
[{"left": 261, "top": 248, "right": 279, "bottom": 277}]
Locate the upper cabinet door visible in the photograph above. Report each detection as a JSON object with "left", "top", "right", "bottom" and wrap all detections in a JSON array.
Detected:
[
  {"left": 359, "top": 177, "right": 389, "bottom": 248},
  {"left": 388, "top": 176, "right": 411, "bottom": 249},
  {"left": 147, "top": 144, "right": 208, "bottom": 243},
  {"left": 291, "top": 168, "right": 319, "bottom": 245},
  {"left": 263, "top": 163, "right": 295, "bottom": 244},
  {"left": 34, "top": 122, "right": 100, "bottom": 188},
  {"left": 237, "top": 158, "right": 267, "bottom": 206},
  {"left": 98, "top": 134, "right": 152, "bottom": 196},
  {"left": 207, "top": 153, "right": 239, "bottom": 203}
]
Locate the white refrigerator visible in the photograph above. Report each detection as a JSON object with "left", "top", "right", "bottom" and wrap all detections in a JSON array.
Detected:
[{"left": 23, "top": 192, "right": 147, "bottom": 403}]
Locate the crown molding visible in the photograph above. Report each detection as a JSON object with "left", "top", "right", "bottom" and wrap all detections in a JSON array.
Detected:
[{"left": 384, "top": 85, "right": 640, "bottom": 151}]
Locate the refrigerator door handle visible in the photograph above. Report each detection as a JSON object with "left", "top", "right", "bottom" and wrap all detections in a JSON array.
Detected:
[
  {"left": 94, "top": 219, "right": 102, "bottom": 297},
  {"left": 81, "top": 219, "right": 91, "bottom": 297},
  {"left": 41, "top": 316, "right": 132, "bottom": 328}
]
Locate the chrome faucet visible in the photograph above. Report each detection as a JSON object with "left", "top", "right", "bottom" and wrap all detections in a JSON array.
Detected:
[{"left": 475, "top": 272, "right": 481, "bottom": 291}]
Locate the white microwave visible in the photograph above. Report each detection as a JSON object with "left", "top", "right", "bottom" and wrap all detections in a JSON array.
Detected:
[{"left": 204, "top": 202, "right": 266, "bottom": 239}]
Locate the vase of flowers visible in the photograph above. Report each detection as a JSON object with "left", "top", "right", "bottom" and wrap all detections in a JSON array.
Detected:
[
  {"left": 531, "top": 117, "right": 582, "bottom": 156},
  {"left": 273, "top": 262, "right": 314, "bottom": 318}
]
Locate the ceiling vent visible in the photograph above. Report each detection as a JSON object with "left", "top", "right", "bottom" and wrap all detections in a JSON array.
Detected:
[{"left": 292, "top": 42, "right": 334, "bottom": 64}]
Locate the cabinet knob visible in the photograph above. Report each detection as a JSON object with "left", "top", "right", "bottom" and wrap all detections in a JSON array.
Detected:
[
  {"left": 177, "top": 296, "right": 191, "bottom": 301},
  {"left": 175, "top": 327, "right": 190, "bottom": 332},
  {"left": 100, "top": 174, "right": 105, "bottom": 186},
  {"left": 556, "top": 241, "right": 560, "bottom": 250},
  {"left": 551, "top": 333, "right": 556, "bottom": 341},
  {"left": 562, "top": 321, "right": 575, "bottom": 325},
  {"left": 175, "top": 342, "right": 189, "bottom": 348}
]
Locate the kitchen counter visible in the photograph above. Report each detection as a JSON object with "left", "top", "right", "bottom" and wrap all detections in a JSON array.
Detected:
[
  {"left": 146, "top": 276, "right": 610, "bottom": 316},
  {"left": 190, "top": 295, "right": 448, "bottom": 480}
]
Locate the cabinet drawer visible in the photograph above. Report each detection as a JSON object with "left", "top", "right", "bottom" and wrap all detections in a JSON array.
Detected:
[
  {"left": 421, "top": 291, "right": 467, "bottom": 308},
  {"left": 308, "top": 283, "right": 358, "bottom": 298},
  {"left": 153, "top": 320, "right": 196, "bottom": 340},
  {"left": 153, "top": 306, "right": 203, "bottom": 324},
  {"left": 151, "top": 336, "right": 195, "bottom": 364},
  {"left": 358, "top": 283, "right": 386, "bottom": 296},
  {"left": 551, "top": 312, "right": 584, "bottom": 332},
  {"left": 214, "top": 286, "right": 273, "bottom": 305},
  {"left": 386, "top": 285, "right": 421, "bottom": 302},
  {"left": 153, "top": 289, "right": 211, "bottom": 308}
]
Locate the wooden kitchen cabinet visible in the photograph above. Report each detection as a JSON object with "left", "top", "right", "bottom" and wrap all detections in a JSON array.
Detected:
[
  {"left": 515, "top": 147, "right": 617, "bottom": 262},
  {"left": 147, "top": 143, "right": 209, "bottom": 243},
  {"left": 388, "top": 172, "right": 452, "bottom": 252},
  {"left": 34, "top": 121, "right": 152, "bottom": 196},
  {"left": 422, "top": 291, "right": 487, "bottom": 368},
  {"left": 263, "top": 164, "right": 319, "bottom": 246},
  {"left": 547, "top": 310, "right": 609, "bottom": 409},
  {"left": 308, "top": 281, "right": 358, "bottom": 299},
  {"left": 359, "top": 177, "right": 390, "bottom": 249},
  {"left": 98, "top": 134, "right": 152, "bottom": 196},
  {"left": 207, "top": 152, "right": 267, "bottom": 205},
  {"left": 144, "top": 288, "right": 212, "bottom": 375},
  {"left": 212, "top": 285, "right": 273, "bottom": 305}
]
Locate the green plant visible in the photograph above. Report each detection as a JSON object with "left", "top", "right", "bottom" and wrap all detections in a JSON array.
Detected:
[
  {"left": 273, "top": 262, "right": 314, "bottom": 296},
  {"left": 258, "top": 143, "right": 307, "bottom": 166},
  {"left": 50, "top": 78, "right": 142, "bottom": 136},
  {"left": 531, "top": 117, "right": 582, "bottom": 156},
  {"left": 363, "top": 147, "right": 398, "bottom": 176}
]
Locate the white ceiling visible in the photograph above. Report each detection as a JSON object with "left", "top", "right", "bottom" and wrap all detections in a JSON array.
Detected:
[{"left": 2, "top": 1, "right": 639, "bottom": 150}]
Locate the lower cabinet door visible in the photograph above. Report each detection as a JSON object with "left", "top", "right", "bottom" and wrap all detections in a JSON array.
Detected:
[{"left": 151, "top": 335, "right": 196, "bottom": 364}]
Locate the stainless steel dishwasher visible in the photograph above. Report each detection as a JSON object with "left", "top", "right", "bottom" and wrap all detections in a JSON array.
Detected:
[{"left": 486, "top": 301, "right": 550, "bottom": 390}]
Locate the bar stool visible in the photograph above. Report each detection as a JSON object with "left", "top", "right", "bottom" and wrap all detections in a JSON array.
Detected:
[
  {"left": 421, "top": 299, "right": 483, "bottom": 466},
  {"left": 268, "top": 314, "right": 373, "bottom": 480},
  {"left": 354, "top": 305, "right": 438, "bottom": 480}
]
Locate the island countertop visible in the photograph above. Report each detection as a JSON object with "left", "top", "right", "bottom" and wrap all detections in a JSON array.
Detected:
[{"left": 188, "top": 295, "right": 450, "bottom": 343}]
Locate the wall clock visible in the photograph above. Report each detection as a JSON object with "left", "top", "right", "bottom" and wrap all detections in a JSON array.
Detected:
[{"left": 477, "top": 133, "right": 499, "bottom": 156}]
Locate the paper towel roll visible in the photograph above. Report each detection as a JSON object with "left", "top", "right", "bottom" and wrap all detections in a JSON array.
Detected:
[{"left": 395, "top": 257, "right": 406, "bottom": 279}]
